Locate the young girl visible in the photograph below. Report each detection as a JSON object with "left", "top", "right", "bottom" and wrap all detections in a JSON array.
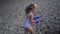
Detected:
[{"left": 22, "top": 4, "right": 37, "bottom": 34}]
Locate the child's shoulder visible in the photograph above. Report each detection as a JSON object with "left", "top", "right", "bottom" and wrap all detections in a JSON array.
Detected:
[
  {"left": 28, "top": 12, "right": 33, "bottom": 16},
  {"left": 26, "top": 12, "right": 33, "bottom": 17}
]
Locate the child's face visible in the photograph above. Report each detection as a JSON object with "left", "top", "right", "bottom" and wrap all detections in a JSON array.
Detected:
[{"left": 32, "top": 7, "right": 37, "bottom": 13}]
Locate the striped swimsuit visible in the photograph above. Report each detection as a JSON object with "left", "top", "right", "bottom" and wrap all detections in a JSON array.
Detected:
[{"left": 22, "top": 12, "right": 33, "bottom": 28}]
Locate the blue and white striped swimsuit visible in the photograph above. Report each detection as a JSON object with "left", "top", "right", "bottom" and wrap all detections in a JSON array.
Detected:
[{"left": 22, "top": 12, "right": 33, "bottom": 28}]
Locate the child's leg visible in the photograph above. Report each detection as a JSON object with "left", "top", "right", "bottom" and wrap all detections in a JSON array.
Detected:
[
  {"left": 27, "top": 26, "right": 34, "bottom": 34},
  {"left": 24, "top": 28, "right": 28, "bottom": 34}
]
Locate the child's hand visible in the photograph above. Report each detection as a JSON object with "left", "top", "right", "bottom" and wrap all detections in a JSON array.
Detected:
[{"left": 33, "top": 16, "right": 40, "bottom": 23}]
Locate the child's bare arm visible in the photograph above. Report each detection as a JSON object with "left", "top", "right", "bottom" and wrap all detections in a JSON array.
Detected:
[{"left": 29, "top": 15, "right": 36, "bottom": 23}]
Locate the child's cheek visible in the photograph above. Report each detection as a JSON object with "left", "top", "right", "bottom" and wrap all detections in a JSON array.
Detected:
[
  {"left": 35, "top": 10, "right": 37, "bottom": 12},
  {"left": 34, "top": 8, "right": 37, "bottom": 12},
  {"left": 33, "top": 9, "right": 37, "bottom": 12}
]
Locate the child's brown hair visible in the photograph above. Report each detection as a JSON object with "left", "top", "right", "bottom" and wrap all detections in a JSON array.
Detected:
[{"left": 25, "top": 4, "right": 36, "bottom": 14}]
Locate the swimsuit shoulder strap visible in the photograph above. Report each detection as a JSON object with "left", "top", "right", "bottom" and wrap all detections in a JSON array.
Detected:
[{"left": 26, "top": 12, "right": 33, "bottom": 18}]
